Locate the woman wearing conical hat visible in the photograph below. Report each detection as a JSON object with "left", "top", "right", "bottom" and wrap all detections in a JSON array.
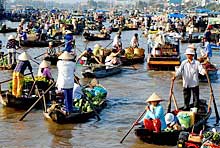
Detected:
[
  {"left": 56, "top": 51, "right": 75, "bottom": 115},
  {"left": 37, "top": 60, "right": 53, "bottom": 81},
  {"left": 136, "top": 93, "right": 167, "bottom": 131},
  {"left": 12, "top": 52, "right": 32, "bottom": 97}
]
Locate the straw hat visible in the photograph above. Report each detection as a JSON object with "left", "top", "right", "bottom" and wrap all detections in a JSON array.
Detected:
[
  {"left": 146, "top": 92, "right": 164, "bottom": 102},
  {"left": 188, "top": 44, "right": 195, "bottom": 49},
  {"left": 184, "top": 48, "right": 195, "bottom": 55},
  {"left": 65, "top": 30, "right": 72, "bottom": 34},
  {"left": 8, "top": 35, "right": 15, "bottom": 40},
  {"left": 18, "top": 52, "right": 31, "bottom": 61},
  {"left": 94, "top": 44, "right": 101, "bottom": 48},
  {"left": 49, "top": 42, "right": 53, "bottom": 46},
  {"left": 39, "top": 60, "right": 50, "bottom": 68},
  {"left": 165, "top": 113, "right": 175, "bottom": 125},
  {"left": 58, "top": 51, "right": 74, "bottom": 60}
]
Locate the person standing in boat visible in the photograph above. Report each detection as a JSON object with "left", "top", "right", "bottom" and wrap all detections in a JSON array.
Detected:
[
  {"left": 130, "top": 33, "right": 139, "bottom": 48},
  {"left": 6, "top": 35, "right": 20, "bottom": 67},
  {"left": 113, "top": 31, "right": 122, "bottom": 52},
  {"left": 63, "top": 30, "right": 74, "bottom": 53},
  {"left": 93, "top": 44, "right": 104, "bottom": 64},
  {"left": 12, "top": 52, "right": 32, "bottom": 97},
  {"left": 172, "top": 48, "right": 206, "bottom": 110},
  {"left": 135, "top": 93, "right": 167, "bottom": 131},
  {"left": 37, "top": 60, "right": 53, "bottom": 82},
  {"left": 56, "top": 51, "right": 75, "bottom": 115},
  {"left": 105, "top": 49, "right": 121, "bottom": 69}
]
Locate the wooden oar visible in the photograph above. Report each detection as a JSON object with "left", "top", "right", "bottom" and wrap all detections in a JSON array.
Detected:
[
  {"left": 19, "top": 81, "right": 56, "bottom": 121},
  {"left": 0, "top": 72, "right": 32, "bottom": 84},
  {"left": 16, "top": 51, "right": 40, "bottom": 65},
  {"left": 167, "top": 79, "right": 175, "bottom": 113},
  {"left": 120, "top": 110, "right": 146, "bottom": 144},
  {"left": 206, "top": 72, "right": 220, "bottom": 124},
  {"left": 74, "top": 77, "right": 101, "bottom": 121},
  {"left": 104, "top": 40, "right": 113, "bottom": 49}
]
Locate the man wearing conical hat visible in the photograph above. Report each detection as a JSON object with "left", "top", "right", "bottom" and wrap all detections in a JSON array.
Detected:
[
  {"left": 63, "top": 30, "right": 74, "bottom": 53},
  {"left": 12, "top": 52, "right": 32, "bottom": 97},
  {"left": 173, "top": 48, "right": 206, "bottom": 110},
  {"left": 6, "top": 35, "right": 20, "bottom": 67},
  {"left": 56, "top": 51, "right": 75, "bottom": 115},
  {"left": 135, "top": 93, "right": 167, "bottom": 131}
]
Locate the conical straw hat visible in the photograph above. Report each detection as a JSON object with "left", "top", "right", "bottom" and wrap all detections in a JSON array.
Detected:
[
  {"left": 18, "top": 52, "right": 31, "bottom": 61},
  {"left": 58, "top": 51, "right": 74, "bottom": 60},
  {"left": 39, "top": 60, "right": 50, "bottom": 68},
  {"left": 146, "top": 92, "right": 164, "bottom": 102}
]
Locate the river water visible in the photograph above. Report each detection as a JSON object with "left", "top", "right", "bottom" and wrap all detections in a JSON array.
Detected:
[{"left": 0, "top": 21, "right": 220, "bottom": 148}]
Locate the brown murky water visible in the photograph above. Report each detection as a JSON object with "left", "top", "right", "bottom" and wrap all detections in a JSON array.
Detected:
[{"left": 0, "top": 21, "right": 219, "bottom": 148}]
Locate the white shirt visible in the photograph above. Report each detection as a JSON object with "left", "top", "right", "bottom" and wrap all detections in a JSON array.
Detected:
[
  {"left": 130, "top": 36, "right": 139, "bottom": 47},
  {"left": 56, "top": 60, "right": 75, "bottom": 89},
  {"left": 175, "top": 59, "right": 206, "bottom": 88},
  {"left": 73, "top": 83, "right": 83, "bottom": 99},
  {"left": 113, "top": 35, "right": 121, "bottom": 47}
]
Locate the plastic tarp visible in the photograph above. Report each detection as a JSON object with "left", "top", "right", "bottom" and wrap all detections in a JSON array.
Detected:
[
  {"left": 195, "top": 8, "right": 211, "bottom": 13},
  {"left": 168, "top": 13, "right": 185, "bottom": 19},
  {"left": 208, "top": 17, "right": 220, "bottom": 25}
]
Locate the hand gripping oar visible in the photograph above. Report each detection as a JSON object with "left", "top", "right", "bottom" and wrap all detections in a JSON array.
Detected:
[
  {"left": 167, "top": 79, "right": 175, "bottom": 113},
  {"left": 74, "top": 77, "right": 101, "bottom": 121},
  {"left": 206, "top": 72, "right": 220, "bottom": 124},
  {"left": 19, "top": 81, "right": 56, "bottom": 121},
  {"left": 120, "top": 110, "right": 146, "bottom": 144}
]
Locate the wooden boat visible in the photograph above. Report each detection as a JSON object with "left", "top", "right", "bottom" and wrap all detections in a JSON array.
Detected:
[
  {"left": 0, "top": 27, "right": 17, "bottom": 33},
  {"left": 134, "top": 99, "right": 211, "bottom": 146},
  {"left": 147, "top": 41, "right": 181, "bottom": 71},
  {"left": 0, "top": 78, "right": 53, "bottom": 109},
  {"left": 120, "top": 55, "right": 145, "bottom": 66},
  {"left": 43, "top": 87, "right": 107, "bottom": 123},
  {"left": 44, "top": 55, "right": 58, "bottom": 65},
  {"left": 181, "top": 38, "right": 201, "bottom": 43},
  {"left": 20, "top": 40, "right": 64, "bottom": 47},
  {"left": 123, "top": 24, "right": 138, "bottom": 31},
  {"left": 0, "top": 64, "right": 16, "bottom": 70},
  {"left": 83, "top": 32, "right": 111, "bottom": 41},
  {"left": 81, "top": 64, "right": 122, "bottom": 78}
]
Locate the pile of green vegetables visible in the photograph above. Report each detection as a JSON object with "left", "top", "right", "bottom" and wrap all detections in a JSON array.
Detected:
[
  {"left": 203, "top": 131, "right": 220, "bottom": 145},
  {"left": 73, "top": 89, "right": 107, "bottom": 113}
]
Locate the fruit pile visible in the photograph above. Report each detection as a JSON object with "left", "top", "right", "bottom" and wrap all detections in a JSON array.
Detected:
[
  {"left": 203, "top": 131, "right": 220, "bottom": 145},
  {"left": 74, "top": 86, "right": 107, "bottom": 113},
  {"left": 0, "top": 57, "right": 8, "bottom": 66}
]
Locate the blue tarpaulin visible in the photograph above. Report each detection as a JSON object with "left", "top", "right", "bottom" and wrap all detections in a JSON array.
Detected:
[
  {"left": 168, "top": 13, "right": 185, "bottom": 19},
  {"left": 195, "top": 8, "right": 211, "bottom": 13}
]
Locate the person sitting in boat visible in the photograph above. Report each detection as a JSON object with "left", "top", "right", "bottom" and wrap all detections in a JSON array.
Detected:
[
  {"left": 73, "top": 76, "right": 83, "bottom": 100},
  {"left": 100, "top": 26, "right": 108, "bottom": 37},
  {"left": 19, "top": 29, "right": 28, "bottom": 41},
  {"left": 6, "top": 35, "right": 20, "bottom": 67},
  {"left": 63, "top": 30, "right": 74, "bottom": 53},
  {"left": 113, "top": 31, "right": 123, "bottom": 53},
  {"left": 135, "top": 93, "right": 167, "bottom": 132},
  {"left": 172, "top": 48, "right": 206, "bottom": 110},
  {"left": 130, "top": 33, "right": 139, "bottom": 48},
  {"left": 165, "top": 113, "right": 181, "bottom": 131},
  {"left": 105, "top": 49, "right": 121, "bottom": 69},
  {"left": 201, "top": 39, "right": 212, "bottom": 62},
  {"left": 37, "top": 60, "right": 53, "bottom": 82},
  {"left": 46, "top": 42, "right": 56, "bottom": 56},
  {"left": 12, "top": 52, "right": 32, "bottom": 97},
  {"left": 93, "top": 44, "right": 104, "bottom": 64},
  {"left": 56, "top": 51, "right": 75, "bottom": 115},
  {"left": 77, "top": 47, "right": 101, "bottom": 65}
]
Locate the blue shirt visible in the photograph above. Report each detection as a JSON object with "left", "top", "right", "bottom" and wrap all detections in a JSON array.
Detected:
[
  {"left": 63, "top": 34, "right": 73, "bottom": 52},
  {"left": 139, "top": 104, "right": 167, "bottom": 130},
  {"left": 204, "top": 42, "right": 212, "bottom": 58}
]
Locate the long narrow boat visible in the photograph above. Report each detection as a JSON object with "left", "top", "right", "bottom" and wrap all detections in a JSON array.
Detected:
[
  {"left": 120, "top": 55, "right": 145, "bottom": 66},
  {"left": 134, "top": 99, "right": 211, "bottom": 146},
  {"left": 81, "top": 64, "right": 122, "bottom": 78},
  {"left": 43, "top": 87, "right": 107, "bottom": 123},
  {"left": 0, "top": 79, "right": 53, "bottom": 109},
  {"left": 20, "top": 40, "right": 64, "bottom": 47},
  {"left": 83, "top": 32, "right": 111, "bottom": 41},
  {"left": 0, "top": 27, "right": 17, "bottom": 33},
  {"left": 181, "top": 38, "right": 201, "bottom": 43}
]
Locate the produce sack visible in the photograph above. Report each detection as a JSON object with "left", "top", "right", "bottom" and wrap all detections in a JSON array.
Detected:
[{"left": 177, "top": 113, "right": 191, "bottom": 129}]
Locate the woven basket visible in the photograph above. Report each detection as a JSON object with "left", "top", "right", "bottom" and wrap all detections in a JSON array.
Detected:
[
  {"left": 134, "top": 48, "right": 145, "bottom": 56},
  {"left": 125, "top": 47, "right": 134, "bottom": 54}
]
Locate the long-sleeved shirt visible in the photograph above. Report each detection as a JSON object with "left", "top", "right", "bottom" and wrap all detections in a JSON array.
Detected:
[
  {"left": 139, "top": 104, "right": 167, "bottom": 130},
  {"left": 14, "top": 60, "right": 32, "bottom": 75},
  {"left": 63, "top": 34, "right": 73, "bottom": 52},
  {"left": 175, "top": 59, "right": 206, "bottom": 88},
  {"left": 56, "top": 60, "right": 75, "bottom": 89},
  {"left": 38, "top": 67, "right": 52, "bottom": 80},
  {"left": 130, "top": 36, "right": 139, "bottom": 48}
]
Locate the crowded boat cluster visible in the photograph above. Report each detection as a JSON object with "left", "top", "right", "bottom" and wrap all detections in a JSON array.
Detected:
[{"left": 0, "top": 4, "right": 220, "bottom": 148}]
